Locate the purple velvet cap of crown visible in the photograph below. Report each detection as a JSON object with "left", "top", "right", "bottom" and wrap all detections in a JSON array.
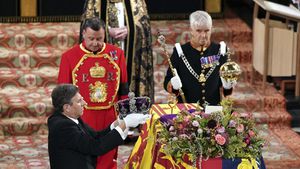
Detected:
[
  {"left": 117, "top": 97, "right": 151, "bottom": 112},
  {"left": 115, "top": 95, "right": 151, "bottom": 118}
]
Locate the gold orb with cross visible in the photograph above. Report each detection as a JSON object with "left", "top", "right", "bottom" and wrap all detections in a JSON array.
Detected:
[{"left": 219, "top": 50, "right": 242, "bottom": 81}]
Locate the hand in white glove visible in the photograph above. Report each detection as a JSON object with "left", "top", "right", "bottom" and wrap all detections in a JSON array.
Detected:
[
  {"left": 170, "top": 69, "right": 182, "bottom": 90},
  {"left": 123, "top": 113, "right": 151, "bottom": 128},
  {"left": 221, "top": 77, "right": 237, "bottom": 89},
  {"left": 219, "top": 41, "right": 226, "bottom": 56}
]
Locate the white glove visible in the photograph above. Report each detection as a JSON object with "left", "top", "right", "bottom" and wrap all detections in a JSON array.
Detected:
[
  {"left": 220, "top": 41, "right": 226, "bottom": 56},
  {"left": 123, "top": 113, "right": 151, "bottom": 128},
  {"left": 221, "top": 77, "right": 237, "bottom": 89},
  {"left": 170, "top": 69, "right": 182, "bottom": 90}
]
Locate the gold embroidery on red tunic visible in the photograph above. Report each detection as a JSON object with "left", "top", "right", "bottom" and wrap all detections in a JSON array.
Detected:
[
  {"left": 72, "top": 52, "right": 120, "bottom": 110},
  {"left": 89, "top": 81, "right": 107, "bottom": 102},
  {"left": 90, "top": 62, "right": 106, "bottom": 78}
]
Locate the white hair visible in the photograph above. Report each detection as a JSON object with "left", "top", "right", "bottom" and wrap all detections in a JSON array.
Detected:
[{"left": 189, "top": 10, "right": 212, "bottom": 30}]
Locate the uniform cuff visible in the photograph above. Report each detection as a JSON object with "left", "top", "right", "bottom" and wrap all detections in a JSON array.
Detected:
[
  {"left": 114, "top": 126, "right": 128, "bottom": 140},
  {"left": 110, "top": 121, "right": 118, "bottom": 130}
]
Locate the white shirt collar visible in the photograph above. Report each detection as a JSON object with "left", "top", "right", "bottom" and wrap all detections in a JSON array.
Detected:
[{"left": 64, "top": 114, "right": 79, "bottom": 124}]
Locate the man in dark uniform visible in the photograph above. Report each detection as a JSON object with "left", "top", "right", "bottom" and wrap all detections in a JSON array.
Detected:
[
  {"left": 48, "top": 84, "right": 150, "bottom": 169},
  {"left": 164, "top": 10, "right": 237, "bottom": 106}
]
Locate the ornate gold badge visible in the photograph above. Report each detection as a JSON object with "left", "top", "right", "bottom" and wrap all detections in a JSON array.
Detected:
[
  {"left": 89, "top": 62, "right": 106, "bottom": 78},
  {"left": 89, "top": 81, "right": 107, "bottom": 102},
  {"left": 198, "top": 73, "right": 206, "bottom": 83}
]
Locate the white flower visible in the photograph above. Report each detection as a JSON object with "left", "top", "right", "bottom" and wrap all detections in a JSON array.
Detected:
[
  {"left": 192, "top": 120, "right": 199, "bottom": 127},
  {"left": 197, "top": 128, "right": 203, "bottom": 134},
  {"left": 195, "top": 115, "right": 202, "bottom": 119},
  {"left": 169, "top": 126, "right": 175, "bottom": 131}
]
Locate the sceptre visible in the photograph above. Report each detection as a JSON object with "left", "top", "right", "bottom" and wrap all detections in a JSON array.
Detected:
[{"left": 157, "top": 34, "right": 187, "bottom": 103}]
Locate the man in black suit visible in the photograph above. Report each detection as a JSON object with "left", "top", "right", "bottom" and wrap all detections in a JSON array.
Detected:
[{"left": 48, "top": 84, "right": 150, "bottom": 169}]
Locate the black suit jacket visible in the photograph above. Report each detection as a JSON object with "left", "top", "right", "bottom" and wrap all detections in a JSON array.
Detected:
[{"left": 47, "top": 113, "right": 124, "bottom": 169}]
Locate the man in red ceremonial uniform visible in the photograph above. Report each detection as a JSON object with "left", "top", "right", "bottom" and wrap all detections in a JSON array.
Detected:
[{"left": 57, "top": 17, "right": 128, "bottom": 169}]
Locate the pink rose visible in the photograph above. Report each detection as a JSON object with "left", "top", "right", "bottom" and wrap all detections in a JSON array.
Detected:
[
  {"left": 231, "top": 112, "right": 240, "bottom": 117},
  {"left": 215, "top": 134, "right": 226, "bottom": 145},
  {"left": 248, "top": 130, "right": 255, "bottom": 137},
  {"left": 237, "top": 124, "right": 244, "bottom": 133}
]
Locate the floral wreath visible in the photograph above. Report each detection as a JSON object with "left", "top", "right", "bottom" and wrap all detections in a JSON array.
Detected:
[{"left": 157, "top": 99, "right": 265, "bottom": 164}]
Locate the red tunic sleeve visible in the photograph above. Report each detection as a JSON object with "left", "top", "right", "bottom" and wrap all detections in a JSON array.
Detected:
[
  {"left": 57, "top": 52, "right": 72, "bottom": 84},
  {"left": 57, "top": 45, "right": 82, "bottom": 84}
]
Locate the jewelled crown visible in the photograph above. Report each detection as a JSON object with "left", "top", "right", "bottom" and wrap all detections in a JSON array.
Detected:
[{"left": 115, "top": 92, "right": 151, "bottom": 119}]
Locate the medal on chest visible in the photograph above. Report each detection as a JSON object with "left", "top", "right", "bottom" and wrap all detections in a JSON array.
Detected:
[
  {"left": 200, "top": 55, "right": 220, "bottom": 69},
  {"left": 198, "top": 55, "right": 220, "bottom": 82}
]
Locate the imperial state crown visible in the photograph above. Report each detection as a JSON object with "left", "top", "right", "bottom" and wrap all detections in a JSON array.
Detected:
[{"left": 115, "top": 92, "right": 151, "bottom": 119}]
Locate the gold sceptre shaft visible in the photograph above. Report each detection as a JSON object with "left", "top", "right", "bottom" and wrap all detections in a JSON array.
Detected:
[{"left": 157, "top": 34, "right": 187, "bottom": 103}]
